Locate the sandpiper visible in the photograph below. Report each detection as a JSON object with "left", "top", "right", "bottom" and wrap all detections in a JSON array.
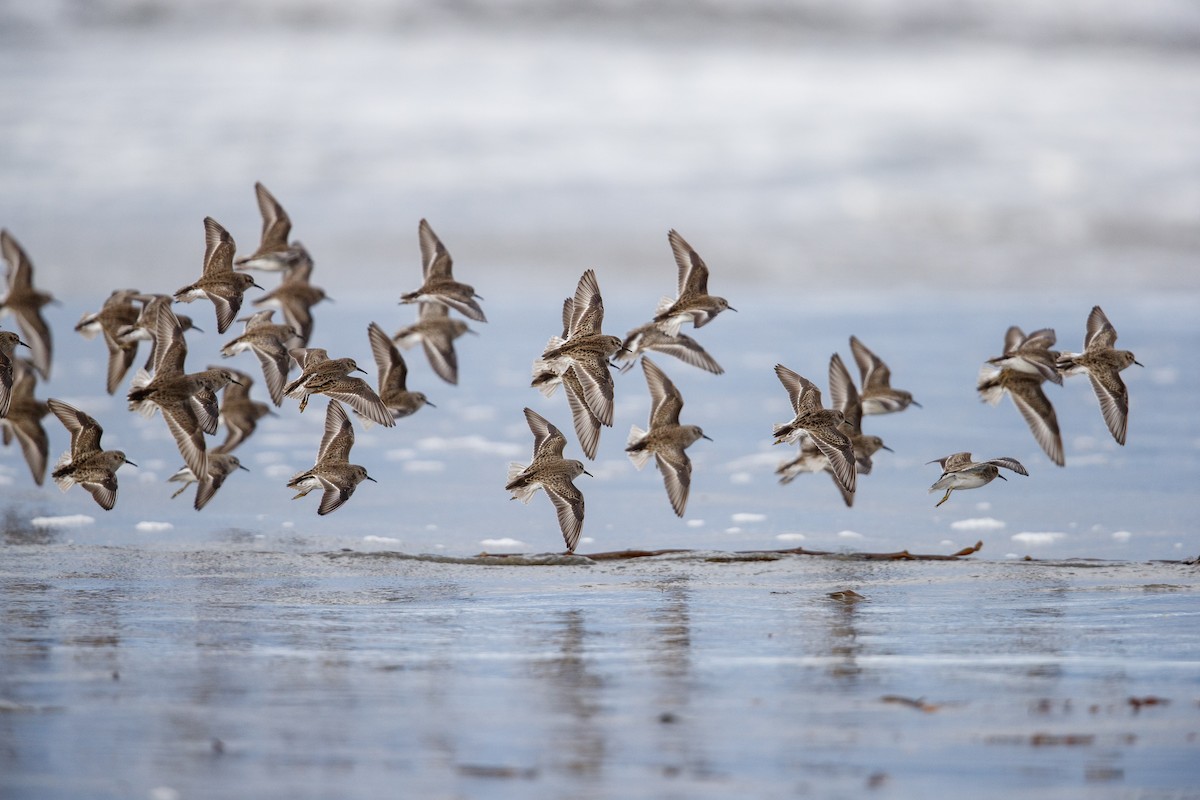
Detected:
[
  {"left": 127, "top": 303, "right": 240, "bottom": 478},
  {"left": 0, "top": 330, "right": 31, "bottom": 418},
  {"left": 534, "top": 269, "right": 622, "bottom": 427},
  {"left": 530, "top": 298, "right": 601, "bottom": 459},
  {"left": 220, "top": 309, "right": 299, "bottom": 406},
  {"left": 284, "top": 347, "right": 394, "bottom": 426},
  {"left": 651, "top": 229, "right": 735, "bottom": 337},
  {"left": 1056, "top": 306, "right": 1141, "bottom": 445},
  {"left": 849, "top": 335, "right": 921, "bottom": 415},
  {"left": 625, "top": 356, "right": 711, "bottom": 517},
  {"left": 75, "top": 289, "right": 143, "bottom": 394},
  {"left": 978, "top": 365, "right": 1064, "bottom": 467},
  {"left": 174, "top": 217, "right": 262, "bottom": 334},
  {"left": 47, "top": 398, "right": 137, "bottom": 510},
  {"left": 399, "top": 219, "right": 486, "bottom": 322},
  {"left": 615, "top": 321, "right": 724, "bottom": 375},
  {"left": 169, "top": 452, "right": 250, "bottom": 511},
  {"left": 0, "top": 230, "right": 56, "bottom": 380},
  {"left": 777, "top": 353, "right": 890, "bottom": 506},
  {"left": 119, "top": 294, "right": 202, "bottom": 372},
  {"left": 234, "top": 182, "right": 306, "bottom": 272},
  {"left": 392, "top": 301, "right": 475, "bottom": 385},
  {"left": 927, "top": 452, "right": 1027, "bottom": 507},
  {"left": 288, "top": 399, "right": 377, "bottom": 515},
  {"left": 505, "top": 407, "right": 591, "bottom": 554},
  {"left": 367, "top": 321, "right": 433, "bottom": 421},
  {"left": 0, "top": 358, "right": 49, "bottom": 485},
  {"left": 987, "top": 326, "right": 1062, "bottom": 385},
  {"left": 209, "top": 367, "right": 274, "bottom": 454},
  {"left": 252, "top": 244, "right": 326, "bottom": 346},
  {"left": 771, "top": 363, "right": 857, "bottom": 496}
]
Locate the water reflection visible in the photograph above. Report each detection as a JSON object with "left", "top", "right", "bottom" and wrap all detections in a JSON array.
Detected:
[{"left": 529, "top": 609, "right": 606, "bottom": 780}]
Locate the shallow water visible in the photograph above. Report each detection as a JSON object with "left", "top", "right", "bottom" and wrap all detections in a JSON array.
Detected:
[{"left": 2, "top": 546, "right": 1198, "bottom": 799}]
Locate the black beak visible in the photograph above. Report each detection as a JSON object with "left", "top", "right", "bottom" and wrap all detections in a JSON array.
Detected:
[
  {"left": 125, "top": 459, "right": 138, "bottom": 467},
  {"left": 426, "top": 401, "right": 437, "bottom": 408},
  {"left": 237, "top": 464, "right": 251, "bottom": 472},
  {"left": 911, "top": 400, "right": 923, "bottom": 408},
  {"left": 702, "top": 434, "right": 713, "bottom": 441},
  {"left": 880, "top": 444, "right": 894, "bottom": 453},
  {"left": 365, "top": 475, "right": 378, "bottom": 483},
  {"left": 582, "top": 469, "right": 594, "bottom": 477}
]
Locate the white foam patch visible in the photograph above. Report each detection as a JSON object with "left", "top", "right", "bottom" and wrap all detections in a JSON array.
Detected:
[
  {"left": 729, "top": 472, "right": 753, "bottom": 485},
  {"left": 363, "top": 535, "right": 399, "bottom": 544},
  {"left": 479, "top": 537, "right": 525, "bottom": 548},
  {"left": 32, "top": 514, "right": 95, "bottom": 528},
  {"left": 686, "top": 519, "right": 705, "bottom": 528},
  {"left": 732, "top": 512, "right": 766, "bottom": 524},
  {"left": 403, "top": 460, "right": 445, "bottom": 473},
  {"left": 385, "top": 448, "right": 417, "bottom": 461},
  {"left": 1011, "top": 531, "right": 1066, "bottom": 545},
  {"left": 776, "top": 533, "right": 806, "bottom": 542},
  {"left": 837, "top": 530, "right": 863, "bottom": 540},
  {"left": 417, "top": 435, "right": 522, "bottom": 458},
  {"left": 264, "top": 464, "right": 295, "bottom": 478},
  {"left": 951, "top": 517, "right": 1006, "bottom": 531},
  {"left": 136, "top": 521, "right": 174, "bottom": 533},
  {"left": 1111, "top": 530, "right": 1133, "bottom": 542}
]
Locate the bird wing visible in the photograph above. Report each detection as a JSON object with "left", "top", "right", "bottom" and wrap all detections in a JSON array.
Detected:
[
  {"left": 654, "top": 449, "right": 692, "bottom": 517},
  {"left": 202, "top": 217, "right": 237, "bottom": 276},
  {"left": 545, "top": 479, "right": 585, "bottom": 553},
  {"left": 667, "top": 229, "right": 710, "bottom": 296},
  {"left": 523, "top": 407, "right": 567, "bottom": 459},
  {"left": 317, "top": 400, "right": 355, "bottom": 463},
  {"left": 641, "top": 356, "right": 683, "bottom": 427},
  {"left": 253, "top": 182, "right": 292, "bottom": 251},
  {"left": 418, "top": 219, "right": 453, "bottom": 280}
]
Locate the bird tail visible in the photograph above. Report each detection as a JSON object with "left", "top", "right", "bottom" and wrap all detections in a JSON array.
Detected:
[
  {"left": 505, "top": 462, "right": 538, "bottom": 503},
  {"left": 127, "top": 370, "right": 158, "bottom": 416},
  {"left": 976, "top": 366, "right": 1005, "bottom": 405},
  {"left": 51, "top": 452, "right": 75, "bottom": 491},
  {"left": 625, "top": 426, "right": 652, "bottom": 470}
]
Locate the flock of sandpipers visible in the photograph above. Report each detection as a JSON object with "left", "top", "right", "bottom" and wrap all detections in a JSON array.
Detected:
[{"left": 0, "top": 184, "right": 1141, "bottom": 552}]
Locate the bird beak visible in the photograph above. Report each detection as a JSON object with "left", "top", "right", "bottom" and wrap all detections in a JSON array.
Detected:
[
  {"left": 997, "top": 474, "right": 1008, "bottom": 481},
  {"left": 426, "top": 401, "right": 437, "bottom": 408},
  {"left": 365, "top": 475, "right": 378, "bottom": 483},
  {"left": 124, "top": 459, "right": 138, "bottom": 467},
  {"left": 910, "top": 400, "right": 923, "bottom": 408},
  {"left": 355, "top": 367, "right": 367, "bottom": 375},
  {"left": 191, "top": 325, "right": 205, "bottom": 334},
  {"left": 16, "top": 339, "right": 31, "bottom": 349},
  {"left": 582, "top": 469, "right": 594, "bottom": 477},
  {"left": 702, "top": 434, "right": 713, "bottom": 441},
  {"left": 1134, "top": 360, "right": 1144, "bottom": 367},
  {"left": 230, "top": 378, "right": 243, "bottom": 386},
  {"left": 464, "top": 328, "right": 479, "bottom": 336},
  {"left": 251, "top": 281, "right": 265, "bottom": 290},
  {"left": 728, "top": 306, "right": 738, "bottom": 312},
  {"left": 881, "top": 444, "right": 894, "bottom": 452},
  {"left": 237, "top": 464, "right": 250, "bottom": 472}
]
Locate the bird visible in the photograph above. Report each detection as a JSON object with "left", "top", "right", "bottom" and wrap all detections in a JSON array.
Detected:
[
  {"left": 0, "top": 230, "right": 56, "bottom": 380},
  {"left": 47, "top": 398, "right": 137, "bottom": 510},
  {"left": 530, "top": 298, "right": 602, "bottom": 459},
  {"left": 848, "top": 335, "right": 920, "bottom": 415},
  {"left": 614, "top": 321, "right": 724, "bottom": 375},
  {"left": 505, "top": 407, "right": 591, "bottom": 554},
  {"left": 168, "top": 452, "right": 249, "bottom": 510},
  {"left": 533, "top": 269, "right": 623, "bottom": 427},
  {"left": 283, "top": 348, "right": 394, "bottom": 426},
  {"left": 771, "top": 364, "right": 857, "bottom": 496},
  {"left": 174, "top": 217, "right": 262, "bottom": 334},
  {"left": 287, "top": 399, "right": 377, "bottom": 515},
  {"left": 777, "top": 353, "right": 891, "bottom": 506},
  {"left": 392, "top": 301, "right": 475, "bottom": 385},
  {"left": 978, "top": 365, "right": 1064, "bottom": 467},
  {"left": 367, "top": 321, "right": 433, "bottom": 421},
  {"left": 220, "top": 309, "right": 299, "bottom": 406},
  {"left": 399, "top": 219, "right": 486, "bottom": 322},
  {"left": 1056, "top": 306, "right": 1141, "bottom": 445},
  {"left": 986, "top": 326, "right": 1062, "bottom": 385},
  {"left": 0, "top": 330, "right": 31, "bottom": 418},
  {"left": 127, "top": 302, "right": 241, "bottom": 478},
  {"left": 625, "top": 356, "right": 711, "bottom": 516},
  {"left": 75, "top": 289, "right": 143, "bottom": 394},
  {"left": 234, "top": 182, "right": 306, "bottom": 273},
  {"left": 252, "top": 244, "right": 327, "bottom": 346},
  {"left": 651, "top": 229, "right": 735, "bottom": 337},
  {"left": 118, "top": 294, "right": 202, "bottom": 373},
  {"left": 927, "top": 452, "right": 1028, "bottom": 507},
  {"left": 210, "top": 367, "right": 274, "bottom": 454},
  {"left": 0, "top": 359, "right": 49, "bottom": 485}
]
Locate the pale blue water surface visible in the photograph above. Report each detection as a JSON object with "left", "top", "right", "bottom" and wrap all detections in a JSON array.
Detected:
[{"left": 2, "top": 2, "right": 1199, "bottom": 797}]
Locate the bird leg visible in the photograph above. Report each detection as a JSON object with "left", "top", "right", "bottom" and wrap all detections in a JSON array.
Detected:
[
  {"left": 298, "top": 394, "right": 309, "bottom": 413},
  {"left": 935, "top": 488, "right": 953, "bottom": 507}
]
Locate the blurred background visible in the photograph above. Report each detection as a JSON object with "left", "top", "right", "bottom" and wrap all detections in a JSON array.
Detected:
[
  {"left": 1, "top": 0, "right": 1198, "bottom": 300},
  {"left": 0, "top": 0, "right": 1198, "bottom": 559}
]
